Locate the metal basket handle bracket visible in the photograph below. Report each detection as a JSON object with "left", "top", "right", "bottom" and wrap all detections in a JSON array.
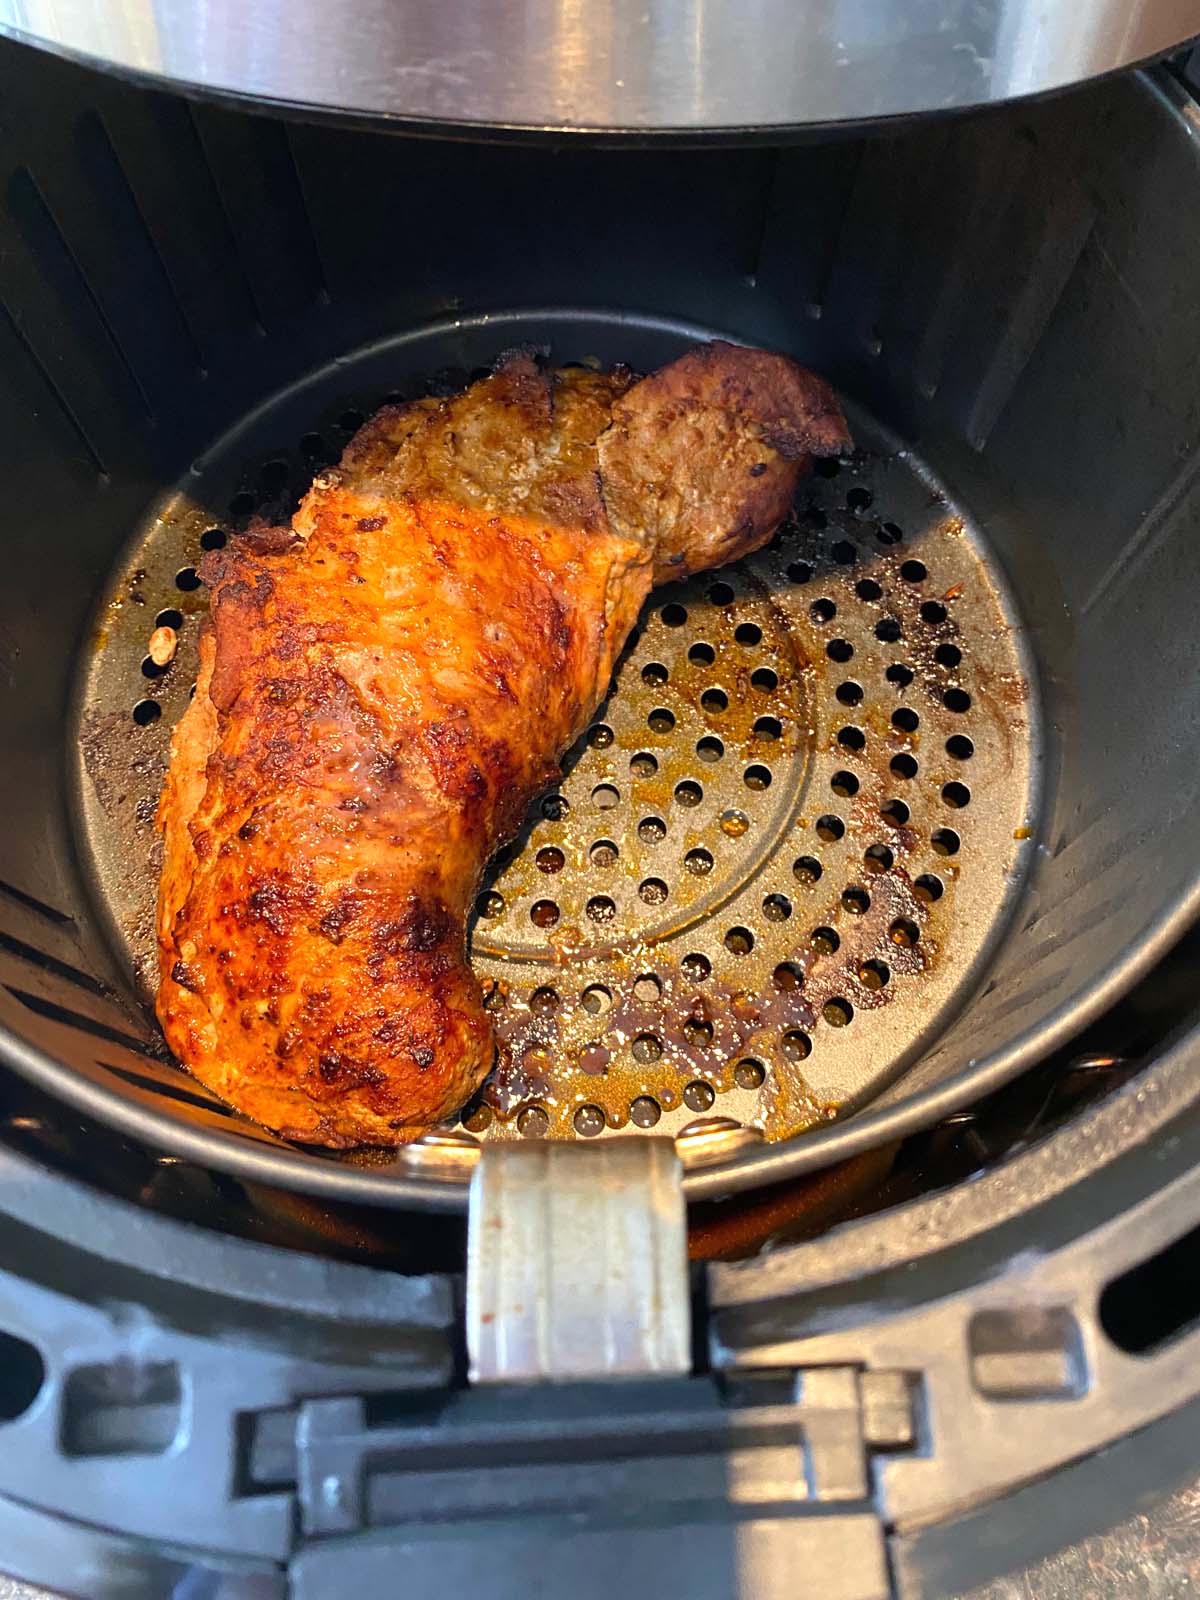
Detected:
[{"left": 467, "top": 1139, "right": 690, "bottom": 1382}]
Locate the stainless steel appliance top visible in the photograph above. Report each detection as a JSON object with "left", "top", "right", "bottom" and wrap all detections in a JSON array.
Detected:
[{"left": 1, "top": 0, "right": 1197, "bottom": 132}]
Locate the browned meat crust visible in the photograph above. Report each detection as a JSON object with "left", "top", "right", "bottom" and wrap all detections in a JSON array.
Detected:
[
  {"left": 598, "top": 340, "right": 851, "bottom": 580},
  {"left": 156, "top": 342, "right": 850, "bottom": 1145}
]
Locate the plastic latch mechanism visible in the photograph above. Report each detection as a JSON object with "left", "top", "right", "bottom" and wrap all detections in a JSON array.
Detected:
[{"left": 467, "top": 1138, "right": 691, "bottom": 1382}]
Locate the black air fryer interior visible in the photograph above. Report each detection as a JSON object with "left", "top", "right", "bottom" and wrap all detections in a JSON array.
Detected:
[{"left": 3, "top": 40, "right": 1200, "bottom": 1226}]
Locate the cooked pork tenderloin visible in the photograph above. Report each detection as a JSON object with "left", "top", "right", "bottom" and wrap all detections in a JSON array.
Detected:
[{"left": 156, "top": 343, "right": 850, "bottom": 1145}]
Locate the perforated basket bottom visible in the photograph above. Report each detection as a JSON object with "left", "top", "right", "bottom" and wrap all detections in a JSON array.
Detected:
[{"left": 72, "top": 323, "right": 1038, "bottom": 1168}]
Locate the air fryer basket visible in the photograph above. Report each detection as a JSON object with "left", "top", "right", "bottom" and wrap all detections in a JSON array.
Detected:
[{"left": 1, "top": 42, "right": 1198, "bottom": 1210}]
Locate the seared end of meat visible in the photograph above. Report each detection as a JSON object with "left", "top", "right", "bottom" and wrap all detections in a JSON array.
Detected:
[
  {"left": 156, "top": 601, "right": 495, "bottom": 1145},
  {"left": 157, "top": 866, "right": 493, "bottom": 1148},
  {"left": 598, "top": 340, "right": 852, "bottom": 581}
]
